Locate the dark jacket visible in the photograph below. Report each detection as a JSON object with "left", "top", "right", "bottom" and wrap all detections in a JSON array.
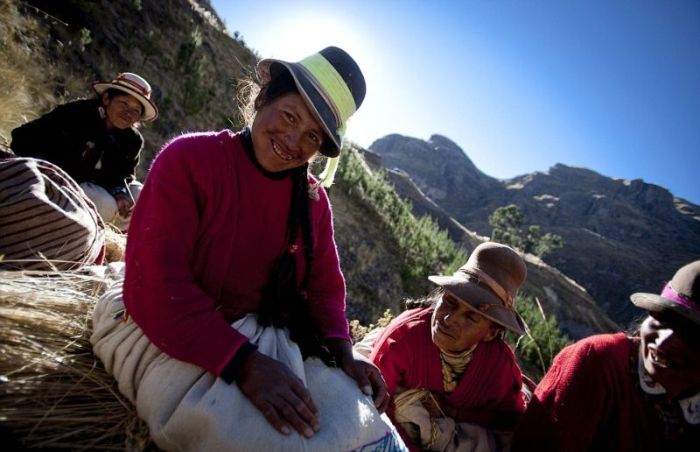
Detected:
[{"left": 11, "top": 98, "right": 143, "bottom": 195}]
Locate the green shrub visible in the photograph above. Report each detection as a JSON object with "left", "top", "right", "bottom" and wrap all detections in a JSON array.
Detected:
[
  {"left": 506, "top": 293, "right": 571, "bottom": 380},
  {"left": 79, "top": 28, "right": 92, "bottom": 52},
  {"left": 176, "top": 28, "right": 210, "bottom": 115},
  {"left": 350, "top": 309, "right": 394, "bottom": 343},
  {"left": 336, "top": 145, "right": 465, "bottom": 295}
]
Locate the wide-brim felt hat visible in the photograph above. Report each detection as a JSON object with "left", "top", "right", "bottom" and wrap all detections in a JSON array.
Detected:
[
  {"left": 630, "top": 260, "right": 700, "bottom": 327},
  {"left": 257, "top": 46, "right": 366, "bottom": 158},
  {"left": 93, "top": 72, "right": 159, "bottom": 122},
  {"left": 429, "top": 242, "right": 528, "bottom": 335}
]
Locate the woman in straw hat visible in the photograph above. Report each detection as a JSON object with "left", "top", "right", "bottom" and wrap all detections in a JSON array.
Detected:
[
  {"left": 91, "top": 47, "right": 405, "bottom": 451},
  {"left": 512, "top": 260, "right": 700, "bottom": 451},
  {"left": 369, "top": 242, "right": 529, "bottom": 451},
  {"left": 10, "top": 72, "right": 158, "bottom": 230}
]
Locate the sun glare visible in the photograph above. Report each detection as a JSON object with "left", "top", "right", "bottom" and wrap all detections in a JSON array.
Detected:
[{"left": 255, "top": 10, "right": 365, "bottom": 60}]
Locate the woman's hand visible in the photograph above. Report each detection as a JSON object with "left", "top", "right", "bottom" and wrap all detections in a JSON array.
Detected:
[
  {"left": 237, "top": 351, "right": 320, "bottom": 438},
  {"left": 325, "top": 338, "right": 390, "bottom": 413},
  {"left": 114, "top": 193, "right": 134, "bottom": 218}
]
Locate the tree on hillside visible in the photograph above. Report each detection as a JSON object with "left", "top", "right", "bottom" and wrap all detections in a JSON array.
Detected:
[{"left": 489, "top": 204, "right": 563, "bottom": 257}]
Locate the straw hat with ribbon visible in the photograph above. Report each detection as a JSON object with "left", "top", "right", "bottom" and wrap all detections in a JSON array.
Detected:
[
  {"left": 428, "top": 242, "right": 528, "bottom": 335},
  {"left": 92, "top": 72, "right": 159, "bottom": 122}
]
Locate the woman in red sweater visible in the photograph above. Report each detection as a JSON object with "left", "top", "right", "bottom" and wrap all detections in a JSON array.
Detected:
[
  {"left": 370, "top": 242, "right": 528, "bottom": 451},
  {"left": 512, "top": 260, "right": 700, "bottom": 451},
  {"left": 92, "top": 47, "right": 401, "bottom": 451}
]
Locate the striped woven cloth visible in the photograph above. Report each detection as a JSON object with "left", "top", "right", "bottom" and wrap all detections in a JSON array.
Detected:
[{"left": 0, "top": 157, "right": 105, "bottom": 270}]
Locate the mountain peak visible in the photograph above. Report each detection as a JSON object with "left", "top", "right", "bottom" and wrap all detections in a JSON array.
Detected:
[{"left": 428, "top": 134, "right": 460, "bottom": 150}]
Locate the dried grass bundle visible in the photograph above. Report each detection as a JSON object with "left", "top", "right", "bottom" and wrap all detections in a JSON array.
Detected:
[
  {"left": 104, "top": 227, "right": 126, "bottom": 263},
  {"left": 0, "top": 269, "right": 156, "bottom": 450}
]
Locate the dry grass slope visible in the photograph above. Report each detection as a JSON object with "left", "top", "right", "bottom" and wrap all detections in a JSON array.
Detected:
[{"left": 0, "top": 1, "right": 67, "bottom": 144}]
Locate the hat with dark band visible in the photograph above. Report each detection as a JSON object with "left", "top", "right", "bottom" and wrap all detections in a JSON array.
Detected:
[
  {"left": 257, "top": 46, "right": 366, "bottom": 158},
  {"left": 631, "top": 260, "right": 700, "bottom": 327},
  {"left": 93, "top": 72, "right": 159, "bottom": 122},
  {"left": 428, "top": 242, "right": 528, "bottom": 335}
]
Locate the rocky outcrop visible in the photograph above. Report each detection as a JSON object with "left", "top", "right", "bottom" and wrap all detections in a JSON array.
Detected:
[
  {"left": 372, "top": 134, "right": 501, "bottom": 211},
  {"left": 370, "top": 134, "right": 700, "bottom": 326}
]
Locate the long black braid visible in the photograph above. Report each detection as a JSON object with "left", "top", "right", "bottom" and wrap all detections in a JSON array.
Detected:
[
  {"left": 257, "top": 164, "right": 336, "bottom": 365},
  {"left": 257, "top": 164, "right": 309, "bottom": 327},
  {"left": 251, "top": 67, "right": 336, "bottom": 364}
]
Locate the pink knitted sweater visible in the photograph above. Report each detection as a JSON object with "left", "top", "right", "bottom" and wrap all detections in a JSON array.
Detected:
[{"left": 123, "top": 130, "right": 349, "bottom": 376}]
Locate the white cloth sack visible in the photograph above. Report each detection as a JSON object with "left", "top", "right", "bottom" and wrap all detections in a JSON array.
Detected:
[{"left": 91, "top": 278, "right": 406, "bottom": 452}]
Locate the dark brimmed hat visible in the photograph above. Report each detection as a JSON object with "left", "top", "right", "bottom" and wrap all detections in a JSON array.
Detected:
[
  {"left": 631, "top": 260, "right": 700, "bottom": 327},
  {"left": 257, "top": 46, "right": 366, "bottom": 158},
  {"left": 93, "top": 72, "right": 159, "bottom": 122},
  {"left": 429, "top": 242, "right": 528, "bottom": 335}
]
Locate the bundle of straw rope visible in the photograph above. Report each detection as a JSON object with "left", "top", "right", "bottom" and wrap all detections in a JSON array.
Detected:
[{"left": 0, "top": 267, "right": 156, "bottom": 450}]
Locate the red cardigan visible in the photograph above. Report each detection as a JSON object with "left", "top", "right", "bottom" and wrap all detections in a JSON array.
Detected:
[
  {"left": 512, "top": 333, "right": 700, "bottom": 451},
  {"left": 123, "top": 130, "right": 349, "bottom": 377},
  {"left": 370, "top": 308, "right": 525, "bottom": 434}
]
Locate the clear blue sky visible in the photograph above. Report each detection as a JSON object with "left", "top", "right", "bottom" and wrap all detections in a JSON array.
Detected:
[{"left": 210, "top": 0, "right": 700, "bottom": 204}]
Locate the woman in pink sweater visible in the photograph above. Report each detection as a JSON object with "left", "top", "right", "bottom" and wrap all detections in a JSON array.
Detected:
[{"left": 120, "top": 47, "right": 389, "bottom": 441}]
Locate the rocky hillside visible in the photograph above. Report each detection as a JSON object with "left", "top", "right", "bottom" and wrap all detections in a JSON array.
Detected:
[{"left": 370, "top": 134, "right": 700, "bottom": 326}]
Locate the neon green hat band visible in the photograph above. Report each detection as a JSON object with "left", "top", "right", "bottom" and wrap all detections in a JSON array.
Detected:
[{"left": 299, "top": 53, "right": 357, "bottom": 133}]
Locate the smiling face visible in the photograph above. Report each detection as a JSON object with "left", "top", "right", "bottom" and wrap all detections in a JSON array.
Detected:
[
  {"left": 640, "top": 311, "right": 700, "bottom": 400},
  {"left": 251, "top": 92, "right": 325, "bottom": 173},
  {"left": 102, "top": 92, "right": 143, "bottom": 130},
  {"left": 430, "top": 291, "right": 499, "bottom": 353}
]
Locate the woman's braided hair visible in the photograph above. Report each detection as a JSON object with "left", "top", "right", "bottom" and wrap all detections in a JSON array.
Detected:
[{"left": 249, "top": 70, "right": 334, "bottom": 363}]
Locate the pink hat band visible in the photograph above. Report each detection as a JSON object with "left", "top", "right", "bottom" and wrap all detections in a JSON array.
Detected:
[{"left": 661, "top": 282, "right": 700, "bottom": 312}]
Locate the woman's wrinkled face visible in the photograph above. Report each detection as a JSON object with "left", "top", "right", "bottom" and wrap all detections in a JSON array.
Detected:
[
  {"left": 102, "top": 93, "right": 143, "bottom": 130},
  {"left": 251, "top": 93, "right": 325, "bottom": 173},
  {"left": 431, "top": 291, "right": 498, "bottom": 353},
  {"left": 640, "top": 311, "right": 700, "bottom": 400}
]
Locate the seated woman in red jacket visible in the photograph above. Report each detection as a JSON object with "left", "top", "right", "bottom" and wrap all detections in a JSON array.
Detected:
[
  {"left": 370, "top": 242, "right": 528, "bottom": 451},
  {"left": 512, "top": 260, "right": 700, "bottom": 451}
]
